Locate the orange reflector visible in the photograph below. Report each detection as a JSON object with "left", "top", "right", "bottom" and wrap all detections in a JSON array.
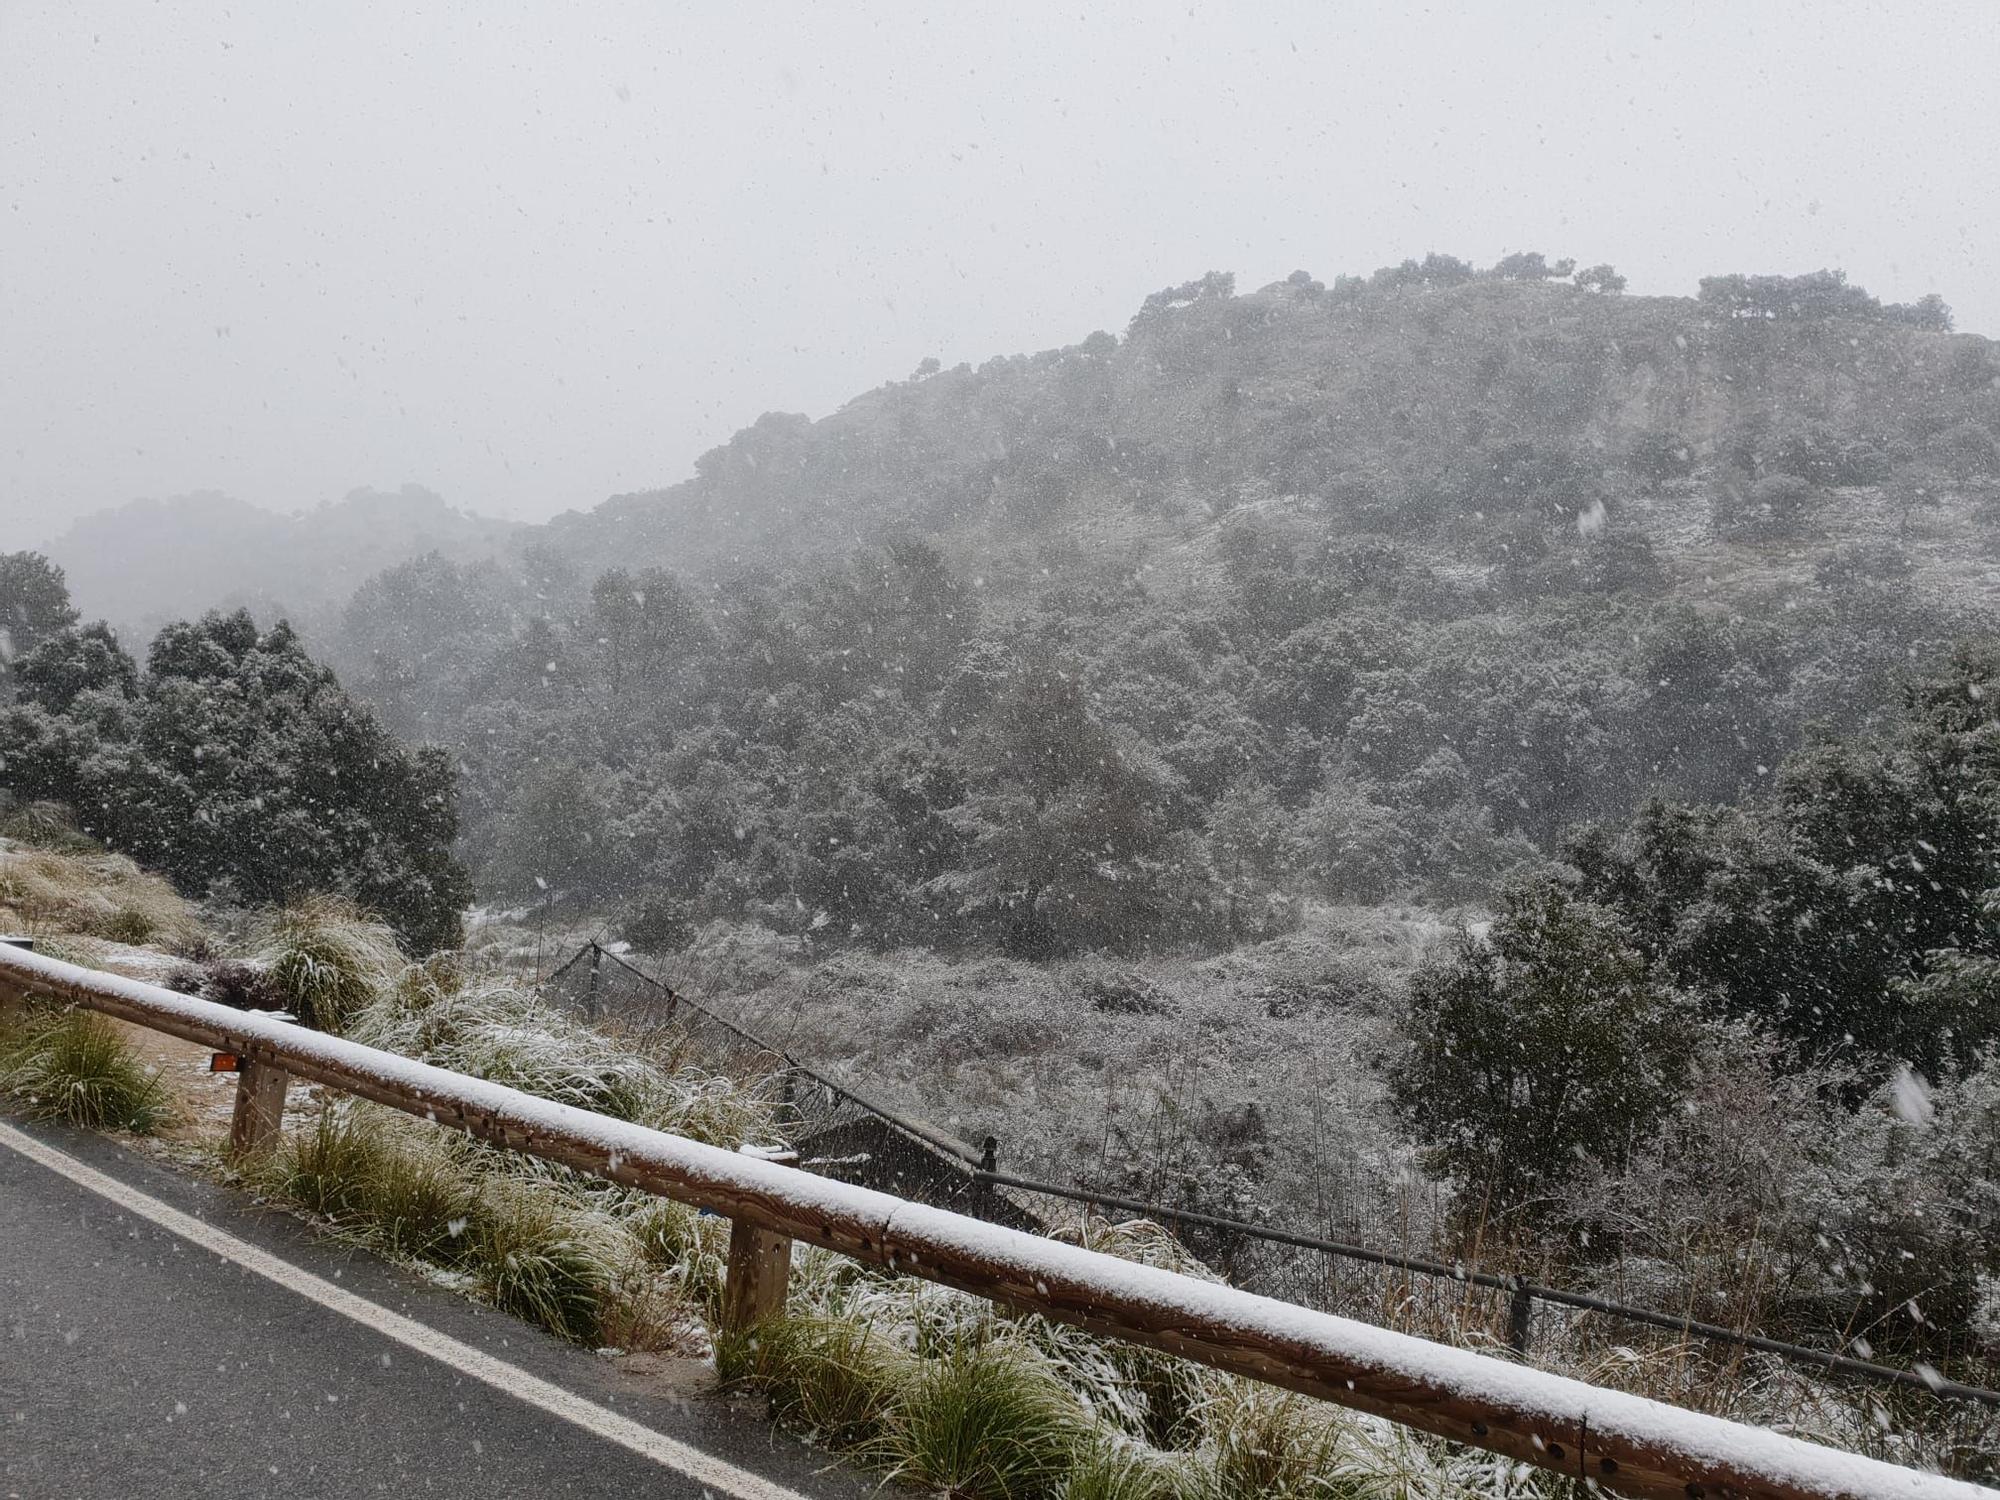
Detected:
[{"left": 209, "top": 1052, "right": 241, "bottom": 1073}]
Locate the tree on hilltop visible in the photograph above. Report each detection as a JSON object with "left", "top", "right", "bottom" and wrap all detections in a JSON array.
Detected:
[{"left": 1491, "top": 251, "right": 1575, "bottom": 281}]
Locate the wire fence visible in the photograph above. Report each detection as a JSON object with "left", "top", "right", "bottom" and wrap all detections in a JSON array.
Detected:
[
  {"left": 543, "top": 942, "right": 1036, "bottom": 1228},
  {"left": 541, "top": 940, "right": 2000, "bottom": 1412}
]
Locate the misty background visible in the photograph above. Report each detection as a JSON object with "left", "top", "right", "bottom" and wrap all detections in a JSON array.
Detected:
[
  {"left": 10, "top": 3, "right": 2000, "bottom": 1469},
  {"left": 7, "top": 0, "right": 1999, "bottom": 541}
]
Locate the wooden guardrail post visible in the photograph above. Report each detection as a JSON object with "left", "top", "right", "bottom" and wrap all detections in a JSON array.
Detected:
[
  {"left": 722, "top": 1217, "right": 792, "bottom": 1333},
  {"left": 0, "top": 938, "right": 34, "bottom": 1023},
  {"left": 228, "top": 1058, "right": 291, "bottom": 1165}
]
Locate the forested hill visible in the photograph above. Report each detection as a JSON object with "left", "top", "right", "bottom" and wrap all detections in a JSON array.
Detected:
[
  {"left": 276, "top": 257, "right": 2000, "bottom": 959},
  {"left": 24, "top": 256, "right": 1999, "bottom": 961},
  {"left": 13, "top": 261, "right": 2000, "bottom": 1454},
  {"left": 532, "top": 261, "right": 1994, "bottom": 597}
]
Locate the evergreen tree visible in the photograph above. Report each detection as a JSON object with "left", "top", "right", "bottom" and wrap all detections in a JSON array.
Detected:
[
  {"left": 1391, "top": 878, "right": 1695, "bottom": 1221},
  {"left": 0, "top": 610, "right": 471, "bottom": 952},
  {"left": 0, "top": 551, "right": 81, "bottom": 667},
  {"left": 931, "top": 656, "right": 1205, "bottom": 956}
]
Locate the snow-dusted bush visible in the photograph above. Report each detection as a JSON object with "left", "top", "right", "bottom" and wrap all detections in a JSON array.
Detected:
[
  {"left": 252, "top": 894, "right": 401, "bottom": 1033},
  {"left": 348, "top": 962, "right": 776, "bottom": 1145}
]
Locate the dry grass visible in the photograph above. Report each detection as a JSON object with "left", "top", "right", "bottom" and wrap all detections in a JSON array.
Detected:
[
  {"left": 0, "top": 843, "right": 203, "bottom": 951},
  {"left": 0, "top": 800, "right": 100, "bottom": 853}
]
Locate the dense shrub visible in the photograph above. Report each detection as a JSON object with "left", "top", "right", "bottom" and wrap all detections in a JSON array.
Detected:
[
  {"left": 1712, "top": 472, "right": 1817, "bottom": 537},
  {"left": 0, "top": 595, "right": 471, "bottom": 953},
  {"left": 1390, "top": 878, "right": 1696, "bottom": 1221}
]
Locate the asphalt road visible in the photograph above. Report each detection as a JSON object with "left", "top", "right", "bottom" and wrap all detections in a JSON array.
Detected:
[{"left": 0, "top": 1115, "right": 869, "bottom": 1500}]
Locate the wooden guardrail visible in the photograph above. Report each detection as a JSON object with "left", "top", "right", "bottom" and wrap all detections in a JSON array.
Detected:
[{"left": 0, "top": 945, "right": 1990, "bottom": 1500}]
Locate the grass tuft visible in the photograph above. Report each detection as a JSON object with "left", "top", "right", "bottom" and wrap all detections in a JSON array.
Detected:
[
  {"left": 1187, "top": 1387, "right": 1353, "bottom": 1500},
  {"left": 2, "top": 1012, "right": 166, "bottom": 1132},
  {"left": 252, "top": 895, "right": 400, "bottom": 1032},
  {"left": 737, "top": 1314, "right": 915, "bottom": 1452},
  {"left": 470, "top": 1182, "right": 619, "bottom": 1344},
  {"left": 594, "top": 1270, "right": 690, "bottom": 1354},
  {"left": 365, "top": 1144, "right": 485, "bottom": 1263},
  {"left": 277, "top": 1108, "right": 394, "bottom": 1223},
  {"left": 881, "top": 1339, "right": 1089, "bottom": 1499},
  {"left": 625, "top": 1196, "right": 731, "bottom": 1317},
  {"left": 1061, "top": 1437, "right": 1191, "bottom": 1500}
]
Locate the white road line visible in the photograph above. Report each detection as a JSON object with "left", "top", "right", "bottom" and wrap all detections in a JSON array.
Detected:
[{"left": 0, "top": 1121, "right": 813, "bottom": 1500}]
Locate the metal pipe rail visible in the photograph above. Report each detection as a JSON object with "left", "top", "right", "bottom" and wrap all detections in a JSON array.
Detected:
[{"left": 0, "top": 946, "right": 1989, "bottom": 1500}]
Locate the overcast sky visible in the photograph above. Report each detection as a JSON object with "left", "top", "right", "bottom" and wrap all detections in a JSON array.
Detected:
[{"left": 5, "top": 1, "right": 1997, "bottom": 541}]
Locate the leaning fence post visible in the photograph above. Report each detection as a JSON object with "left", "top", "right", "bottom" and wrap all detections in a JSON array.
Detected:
[
  {"left": 1507, "top": 1277, "right": 1534, "bottom": 1358},
  {"left": 585, "top": 942, "right": 602, "bottom": 1023},
  {"left": 228, "top": 1057, "right": 291, "bottom": 1165},
  {"left": 722, "top": 1217, "right": 793, "bottom": 1334},
  {"left": 979, "top": 1135, "right": 997, "bottom": 1174}
]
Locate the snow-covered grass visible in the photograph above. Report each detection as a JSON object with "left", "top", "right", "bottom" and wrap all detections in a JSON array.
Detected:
[
  {"left": 255, "top": 985, "right": 734, "bottom": 1348},
  {"left": 723, "top": 1312, "right": 917, "bottom": 1452},
  {"left": 1, "top": 1010, "right": 168, "bottom": 1133},
  {"left": 346, "top": 960, "right": 777, "bottom": 1145},
  {"left": 625, "top": 1196, "right": 731, "bottom": 1318},
  {"left": 269, "top": 1100, "right": 689, "bottom": 1350},
  {"left": 726, "top": 1235, "right": 1568, "bottom": 1500},
  {"left": 470, "top": 1178, "right": 623, "bottom": 1343},
  {"left": 252, "top": 894, "right": 401, "bottom": 1033},
  {"left": 255, "top": 957, "right": 788, "bottom": 1351},
  {"left": 881, "top": 1338, "right": 1088, "bottom": 1498}
]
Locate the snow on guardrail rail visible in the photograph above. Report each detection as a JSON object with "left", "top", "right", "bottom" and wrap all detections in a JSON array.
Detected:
[{"left": 1, "top": 943, "right": 1992, "bottom": 1500}]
